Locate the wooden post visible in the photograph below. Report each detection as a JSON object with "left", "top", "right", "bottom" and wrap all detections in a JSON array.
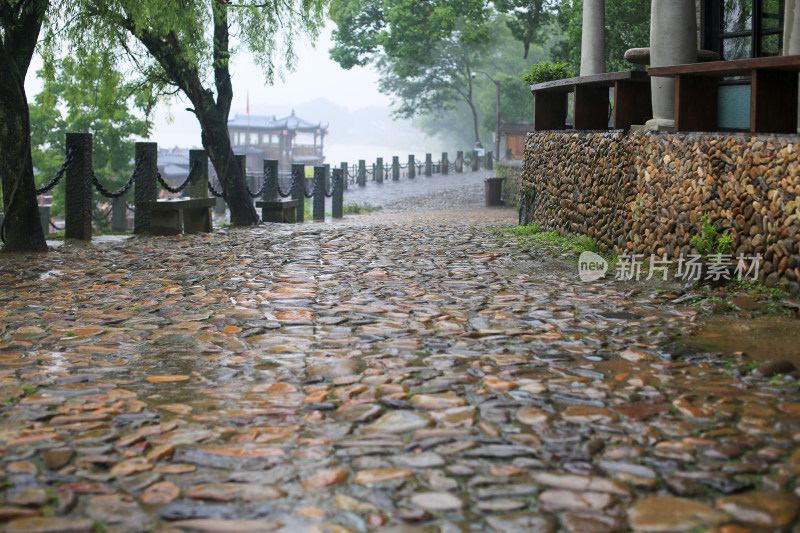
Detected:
[
  {"left": 472, "top": 150, "right": 479, "bottom": 171},
  {"left": 376, "top": 157, "right": 383, "bottom": 183},
  {"left": 358, "top": 160, "right": 366, "bottom": 187},
  {"left": 408, "top": 155, "right": 415, "bottom": 179},
  {"left": 292, "top": 163, "right": 305, "bottom": 222},
  {"left": 456, "top": 151, "right": 464, "bottom": 172},
  {"left": 65, "top": 133, "right": 93, "bottom": 241},
  {"left": 133, "top": 141, "right": 157, "bottom": 235},
  {"left": 441, "top": 152, "right": 449, "bottom": 175},
  {"left": 486, "top": 151, "right": 494, "bottom": 170},
  {"left": 425, "top": 153, "right": 432, "bottom": 176},
  {"left": 313, "top": 166, "right": 325, "bottom": 221},
  {"left": 332, "top": 168, "right": 343, "bottom": 219}
]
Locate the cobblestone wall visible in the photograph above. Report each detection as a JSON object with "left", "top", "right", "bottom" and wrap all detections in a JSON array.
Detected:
[
  {"left": 520, "top": 130, "right": 800, "bottom": 293},
  {"left": 497, "top": 160, "right": 523, "bottom": 211}
]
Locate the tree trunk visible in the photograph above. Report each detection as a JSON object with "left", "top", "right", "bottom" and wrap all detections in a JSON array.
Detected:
[
  {"left": 124, "top": 1, "right": 260, "bottom": 226},
  {"left": 195, "top": 104, "right": 259, "bottom": 226},
  {"left": 0, "top": 0, "right": 49, "bottom": 253}
]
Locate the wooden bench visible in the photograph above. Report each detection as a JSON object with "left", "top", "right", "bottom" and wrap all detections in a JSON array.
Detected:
[
  {"left": 648, "top": 55, "right": 800, "bottom": 133},
  {"left": 136, "top": 198, "right": 216, "bottom": 236},
  {"left": 530, "top": 71, "right": 652, "bottom": 131},
  {"left": 256, "top": 199, "right": 300, "bottom": 223}
]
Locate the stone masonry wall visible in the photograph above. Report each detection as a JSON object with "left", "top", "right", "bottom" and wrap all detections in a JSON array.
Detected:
[
  {"left": 497, "top": 160, "right": 523, "bottom": 211},
  {"left": 520, "top": 131, "right": 800, "bottom": 292}
]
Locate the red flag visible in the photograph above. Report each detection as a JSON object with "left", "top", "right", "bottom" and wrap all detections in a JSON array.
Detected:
[{"left": 246, "top": 91, "right": 250, "bottom": 115}]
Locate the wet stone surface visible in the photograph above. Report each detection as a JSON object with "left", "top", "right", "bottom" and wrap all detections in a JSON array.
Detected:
[{"left": 1, "top": 180, "right": 800, "bottom": 532}]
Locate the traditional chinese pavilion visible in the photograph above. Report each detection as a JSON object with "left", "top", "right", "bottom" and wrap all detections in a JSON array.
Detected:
[{"left": 228, "top": 110, "right": 328, "bottom": 172}]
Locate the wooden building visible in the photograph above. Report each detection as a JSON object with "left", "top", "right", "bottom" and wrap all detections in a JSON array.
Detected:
[{"left": 228, "top": 110, "right": 328, "bottom": 171}]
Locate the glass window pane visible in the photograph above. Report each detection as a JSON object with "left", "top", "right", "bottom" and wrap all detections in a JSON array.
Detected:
[
  {"left": 761, "top": 33, "right": 782, "bottom": 56},
  {"left": 718, "top": 84, "right": 751, "bottom": 130},
  {"left": 723, "top": 36, "right": 752, "bottom": 59},
  {"left": 761, "top": 0, "right": 783, "bottom": 29},
  {"left": 723, "top": 0, "right": 753, "bottom": 33}
]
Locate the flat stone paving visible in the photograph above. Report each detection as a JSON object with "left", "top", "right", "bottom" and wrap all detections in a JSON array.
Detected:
[{"left": 1, "top": 180, "right": 799, "bottom": 533}]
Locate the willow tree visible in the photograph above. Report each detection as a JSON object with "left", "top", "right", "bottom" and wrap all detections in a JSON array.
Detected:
[
  {"left": 72, "top": 0, "right": 326, "bottom": 226},
  {"left": 1, "top": 0, "right": 50, "bottom": 252}
]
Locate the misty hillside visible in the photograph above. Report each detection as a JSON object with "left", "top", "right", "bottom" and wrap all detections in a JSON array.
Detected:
[{"left": 247, "top": 98, "right": 436, "bottom": 149}]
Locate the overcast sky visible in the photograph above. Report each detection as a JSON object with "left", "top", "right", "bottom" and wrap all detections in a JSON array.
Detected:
[{"left": 26, "top": 22, "right": 393, "bottom": 148}]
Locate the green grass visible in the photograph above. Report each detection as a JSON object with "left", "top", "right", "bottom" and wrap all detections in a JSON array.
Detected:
[
  {"left": 343, "top": 202, "right": 382, "bottom": 215},
  {"left": 496, "top": 223, "right": 604, "bottom": 258}
]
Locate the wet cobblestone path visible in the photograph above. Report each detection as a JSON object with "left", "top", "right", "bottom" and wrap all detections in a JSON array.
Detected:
[{"left": 1, "top": 182, "right": 799, "bottom": 532}]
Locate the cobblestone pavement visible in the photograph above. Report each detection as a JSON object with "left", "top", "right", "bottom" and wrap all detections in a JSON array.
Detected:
[{"left": 1, "top": 182, "right": 799, "bottom": 533}]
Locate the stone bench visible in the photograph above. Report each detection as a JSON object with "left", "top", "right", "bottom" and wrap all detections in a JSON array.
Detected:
[
  {"left": 256, "top": 199, "right": 300, "bottom": 223},
  {"left": 648, "top": 55, "right": 800, "bottom": 133},
  {"left": 530, "top": 71, "right": 652, "bottom": 131},
  {"left": 136, "top": 198, "right": 216, "bottom": 236}
]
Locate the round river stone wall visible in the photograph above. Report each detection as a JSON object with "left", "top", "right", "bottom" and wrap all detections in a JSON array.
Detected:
[{"left": 520, "top": 130, "right": 800, "bottom": 293}]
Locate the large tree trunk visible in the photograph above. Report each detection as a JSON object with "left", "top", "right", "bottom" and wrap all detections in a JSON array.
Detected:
[
  {"left": 195, "top": 102, "right": 259, "bottom": 226},
  {"left": 125, "top": 0, "right": 259, "bottom": 226},
  {"left": 0, "top": 0, "right": 49, "bottom": 253}
]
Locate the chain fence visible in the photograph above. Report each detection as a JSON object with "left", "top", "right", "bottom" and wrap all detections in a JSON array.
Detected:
[{"left": 35, "top": 148, "right": 76, "bottom": 195}]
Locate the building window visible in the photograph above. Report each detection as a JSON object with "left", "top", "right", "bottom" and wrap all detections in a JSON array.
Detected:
[{"left": 704, "top": 0, "right": 785, "bottom": 60}]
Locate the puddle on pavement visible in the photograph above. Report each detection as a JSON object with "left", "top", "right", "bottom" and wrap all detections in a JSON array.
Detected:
[{"left": 683, "top": 316, "right": 800, "bottom": 365}]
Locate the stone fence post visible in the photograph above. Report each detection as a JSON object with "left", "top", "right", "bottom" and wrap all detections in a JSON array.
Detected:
[
  {"left": 313, "top": 166, "right": 325, "bottom": 221},
  {"left": 408, "top": 155, "right": 415, "bottom": 179},
  {"left": 340, "top": 162, "right": 348, "bottom": 190},
  {"left": 111, "top": 197, "right": 127, "bottom": 232},
  {"left": 189, "top": 150, "right": 209, "bottom": 199},
  {"left": 332, "top": 169, "right": 344, "bottom": 219},
  {"left": 472, "top": 150, "right": 479, "bottom": 171},
  {"left": 486, "top": 151, "right": 494, "bottom": 170},
  {"left": 376, "top": 157, "right": 384, "bottom": 184},
  {"left": 262, "top": 159, "right": 279, "bottom": 202},
  {"left": 442, "top": 152, "right": 449, "bottom": 175},
  {"left": 392, "top": 156, "right": 400, "bottom": 181},
  {"left": 65, "top": 132, "right": 93, "bottom": 241},
  {"left": 292, "top": 163, "right": 305, "bottom": 222},
  {"left": 133, "top": 141, "right": 157, "bottom": 235},
  {"left": 358, "top": 160, "right": 366, "bottom": 187},
  {"left": 456, "top": 151, "right": 464, "bottom": 173},
  {"left": 425, "top": 153, "right": 432, "bottom": 176}
]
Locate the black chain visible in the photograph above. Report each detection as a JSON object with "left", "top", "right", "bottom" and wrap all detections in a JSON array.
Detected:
[
  {"left": 92, "top": 157, "right": 141, "bottom": 199},
  {"left": 246, "top": 167, "right": 269, "bottom": 198},
  {"left": 304, "top": 174, "right": 319, "bottom": 199},
  {"left": 92, "top": 206, "right": 112, "bottom": 222},
  {"left": 50, "top": 220, "right": 64, "bottom": 231},
  {"left": 208, "top": 180, "right": 225, "bottom": 198},
  {"left": 324, "top": 172, "right": 341, "bottom": 198},
  {"left": 157, "top": 160, "right": 197, "bottom": 194},
  {"left": 36, "top": 148, "right": 76, "bottom": 195},
  {"left": 277, "top": 172, "right": 295, "bottom": 198}
]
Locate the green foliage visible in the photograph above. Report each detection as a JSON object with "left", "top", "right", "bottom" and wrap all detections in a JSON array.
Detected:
[
  {"left": 522, "top": 61, "right": 571, "bottom": 84},
  {"left": 343, "top": 202, "right": 381, "bottom": 214},
  {"left": 691, "top": 215, "right": 733, "bottom": 257},
  {"left": 331, "top": 0, "right": 493, "bottom": 144},
  {"left": 550, "top": 0, "right": 650, "bottom": 75},
  {"left": 495, "top": 0, "right": 558, "bottom": 59},
  {"left": 30, "top": 55, "right": 149, "bottom": 218},
  {"left": 497, "top": 223, "right": 601, "bottom": 256}
]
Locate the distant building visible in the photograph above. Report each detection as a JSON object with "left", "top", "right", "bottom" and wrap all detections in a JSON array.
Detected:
[{"left": 228, "top": 110, "right": 328, "bottom": 171}]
